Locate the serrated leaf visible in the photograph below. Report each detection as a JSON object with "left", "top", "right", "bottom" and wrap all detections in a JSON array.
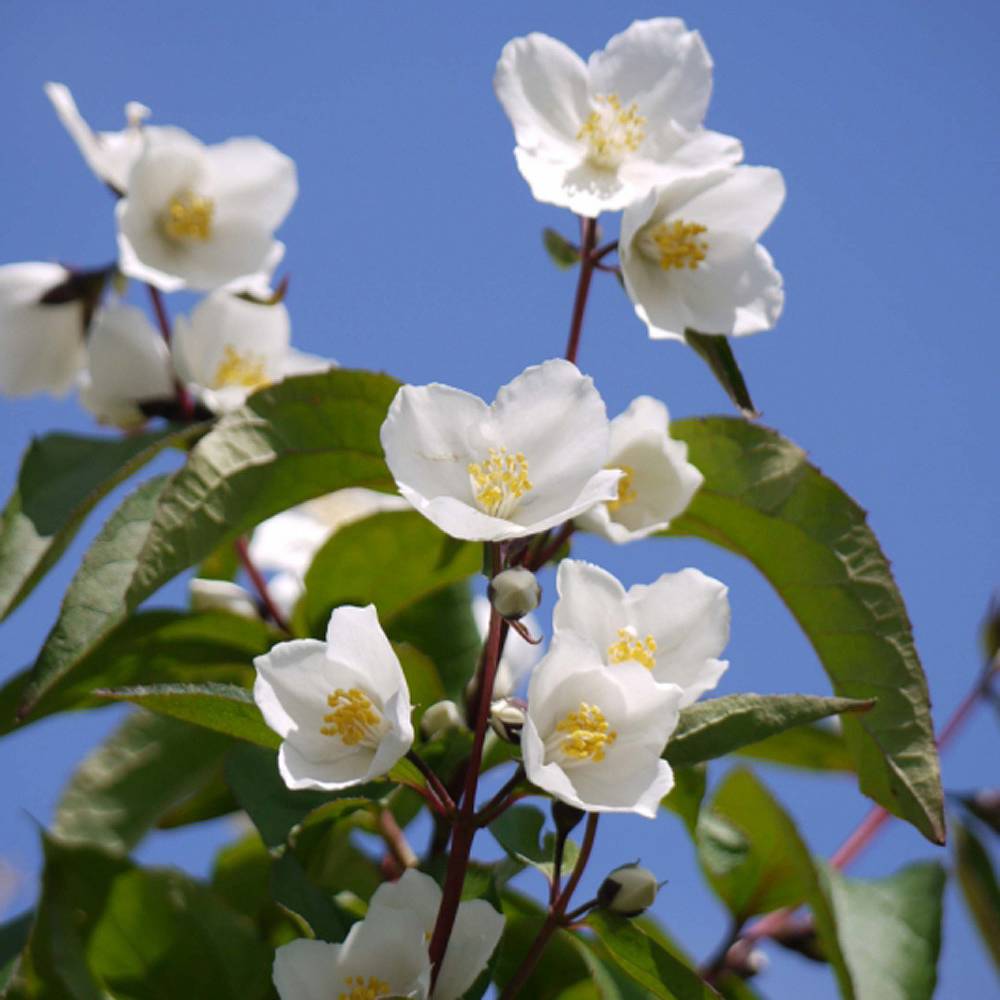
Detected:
[
  {"left": 20, "top": 369, "right": 400, "bottom": 719},
  {"left": 697, "top": 769, "right": 854, "bottom": 997},
  {"left": 665, "top": 694, "right": 871, "bottom": 767},
  {"left": 736, "top": 722, "right": 854, "bottom": 773},
  {"left": 953, "top": 820, "right": 1000, "bottom": 972},
  {"left": 50, "top": 710, "right": 231, "bottom": 854},
  {"left": 667, "top": 417, "right": 943, "bottom": 844},
  {"left": 543, "top": 228, "right": 581, "bottom": 269},
  {"left": 684, "top": 330, "right": 757, "bottom": 417},
  {"left": 586, "top": 911, "right": 720, "bottom": 1000},
  {"left": 821, "top": 861, "right": 945, "bottom": 1000},
  {"left": 97, "top": 682, "right": 279, "bottom": 748},
  {"left": 0, "top": 425, "right": 204, "bottom": 621}
]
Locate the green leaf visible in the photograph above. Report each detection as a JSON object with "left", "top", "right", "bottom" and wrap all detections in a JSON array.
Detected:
[
  {"left": 586, "top": 911, "right": 720, "bottom": 999},
  {"left": 489, "top": 805, "right": 577, "bottom": 881},
  {"left": 821, "top": 861, "right": 945, "bottom": 1000},
  {"left": 0, "top": 911, "right": 33, "bottom": 992},
  {"left": 157, "top": 764, "right": 238, "bottom": 829},
  {"left": 684, "top": 330, "right": 757, "bottom": 417},
  {"left": 697, "top": 769, "right": 853, "bottom": 997},
  {"left": 662, "top": 764, "right": 706, "bottom": 835},
  {"left": 1, "top": 610, "right": 272, "bottom": 736},
  {"left": 953, "top": 820, "right": 1000, "bottom": 972},
  {"left": 97, "top": 682, "right": 280, "bottom": 748},
  {"left": 0, "top": 425, "right": 203, "bottom": 621},
  {"left": 736, "top": 722, "right": 855, "bottom": 773},
  {"left": 298, "top": 510, "right": 480, "bottom": 637},
  {"left": 270, "top": 853, "right": 352, "bottom": 942},
  {"left": 543, "top": 228, "right": 581, "bottom": 269},
  {"left": 20, "top": 369, "right": 400, "bottom": 719},
  {"left": 665, "top": 694, "right": 872, "bottom": 767},
  {"left": 50, "top": 710, "right": 231, "bottom": 854},
  {"left": 667, "top": 417, "right": 944, "bottom": 844}
]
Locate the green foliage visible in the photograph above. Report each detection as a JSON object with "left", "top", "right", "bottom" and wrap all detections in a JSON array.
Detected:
[
  {"left": 668, "top": 417, "right": 944, "bottom": 843},
  {"left": 543, "top": 228, "right": 581, "bottom": 269},
  {"left": 735, "top": 722, "right": 854, "bottom": 773},
  {"left": 489, "top": 804, "right": 579, "bottom": 882},
  {"left": 0, "top": 425, "right": 204, "bottom": 621},
  {"left": 953, "top": 820, "right": 1000, "bottom": 973},
  {"left": 683, "top": 330, "right": 757, "bottom": 417},
  {"left": 665, "top": 694, "right": 871, "bottom": 767}
]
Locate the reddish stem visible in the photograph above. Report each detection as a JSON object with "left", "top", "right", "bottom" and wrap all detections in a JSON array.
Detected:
[
  {"left": 234, "top": 536, "right": 291, "bottom": 633},
  {"left": 564, "top": 216, "right": 598, "bottom": 365},
  {"left": 146, "top": 283, "right": 194, "bottom": 420}
]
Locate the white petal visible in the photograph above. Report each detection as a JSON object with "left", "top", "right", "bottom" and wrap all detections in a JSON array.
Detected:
[
  {"left": 526, "top": 632, "right": 610, "bottom": 733},
  {"left": 553, "top": 560, "right": 626, "bottom": 651},
  {"left": 253, "top": 638, "right": 330, "bottom": 740},
  {"left": 206, "top": 137, "right": 297, "bottom": 232},
  {"left": 336, "top": 909, "right": 432, "bottom": 998},
  {"left": 571, "top": 755, "right": 675, "bottom": 818},
  {"left": 367, "top": 868, "right": 440, "bottom": 932},
  {"left": 731, "top": 245, "right": 785, "bottom": 336},
  {"left": 281, "top": 348, "right": 334, "bottom": 377},
  {"left": 278, "top": 739, "right": 377, "bottom": 791},
  {"left": 273, "top": 939, "right": 342, "bottom": 1000},
  {"left": 325, "top": 604, "right": 409, "bottom": 705},
  {"left": 521, "top": 715, "right": 589, "bottom": 811},
  {"left": 188, "top": 578, "right": 259, "bottom": 619},
  {"left": 249, "top": 508, "right": 329, "bottom": 577},
  {"left": 435, "top": 898, "right": 505, "bottom": 1000}
]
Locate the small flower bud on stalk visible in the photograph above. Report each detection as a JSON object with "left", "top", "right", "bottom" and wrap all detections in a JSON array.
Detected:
[
  {"left": 597, "top": 863, "right": 660, "bottom": 917},
  {"left": 420, "top": 700, "right": 467, "bottom": 742},
  {"left": 488, "top": 567, "right": 541, "bottom": 620},
  {"left": 489, "top": 697, "right": 526, "bottom": 743}
]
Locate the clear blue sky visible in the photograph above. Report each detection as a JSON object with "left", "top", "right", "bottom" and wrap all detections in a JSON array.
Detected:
[{"left": 2, "top": 1, "right": 998, "bottom": 995}]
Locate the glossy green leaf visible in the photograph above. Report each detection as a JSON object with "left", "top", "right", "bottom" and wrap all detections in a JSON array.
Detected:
[
  {"left": 684, "top": 330, "right": 757, "bottom": 417},
  {"left": 736, "top": 722, "right": 854, "bottom": 773},
  {"left": 270, "top": 853, "right": 351, "bottom": 942},
  {"left": 97, "top": 682, "right": 279, "bottom": 748},
  {"left": 667, "top": 417, "right": 943, "bottom": 843},
  {"left": 50, "top": 710, "right": 231, "bottom": 854},
  {"left": 489, "top": 805, "right": 578, "bottom": 882},
  {"left": 697, "top": 769, "right": 853, "bottom": 996},
  {"left": 665, "top": 694, "right": 871, "bottom": 767},
  {"left": 821, "top": 861, "right": 945, "bottom": 1000},
  {"left": 586, "top": 911, "right": 720, "bottom": 999},
  {"left": 0, "top": 425, "right": 203, "bottom": 621},
  {"left": 20, "top": 369, "right": 400, "bottom": 719},
  {"left": 157, "top": 764, "right": 238, "bottom": 829},
  {"left": 543, "top": 228, "right": 581, "bottom": 269},
  {"left": 953, "top": 820, "right": 1000, "bottom": 972}
]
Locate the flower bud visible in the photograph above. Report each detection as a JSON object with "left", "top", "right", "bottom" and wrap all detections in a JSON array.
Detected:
[
  {"left": 489, "top": 697, "right": 526, "bottom": 743},
  {"left": 488, "top": 567, "right": 541, "bottom": 621},
  {"left": 420, "top": 700, "right": 466, "bottom": 741},
  {"left": 597, "top": 863, "right": 659, "bottom": 917},
  {"left": 189, "top": 578, "right": 259, "bottom": 620}
]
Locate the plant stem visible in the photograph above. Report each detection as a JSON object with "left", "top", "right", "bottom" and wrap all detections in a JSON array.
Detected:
[
  {"left": 407, "top": 750, "right": 456, "bottom": 816},
  {"left": 234, "top": 536, "right": 291, "bottom": 633},
  {"left": 529, "top": 521, "right": 575, "bottom": 571},
  {"left": 146, "top": 283, "right": 194, "bottom": 420},
  {"left": 500, "top": 813, "right": 600, "bottom": 1000},
  {"left": 564, "top": 216, "right": 599, "bottom": 365},
  {"left": 377, "top": 807, "right": 417, "bottom": 871},
  {"left": 475, "top": 765, "right": 526, "bottom": 828}
]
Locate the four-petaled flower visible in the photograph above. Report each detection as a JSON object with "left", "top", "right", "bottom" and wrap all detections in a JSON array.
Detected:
[
  {"left": 494, "top": 18, "right": 742, "bottom": 217},
  {"left": 576, "top": 395, "right": 703, "bottom": 543},
  {"left": 553, "top": 559, "right": 730, "bottom": 708},
  {"left": 620, "top": 166, "right": 786, "bottom": 341},
  {"left": 381, "top": 359, "right": 621, "bottom": 542},
  {"left": 253, "top": 604, "right": 414, "bottom": 791}
]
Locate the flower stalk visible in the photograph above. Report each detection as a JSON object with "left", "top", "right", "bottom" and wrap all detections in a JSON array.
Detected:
[{"left": 564, "top": 216, "right": 598, "bottom": 365}]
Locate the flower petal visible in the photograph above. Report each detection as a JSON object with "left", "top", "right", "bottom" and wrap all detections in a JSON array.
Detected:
[
  {"left": 553, "top": 560, "right": 626, "bottom": 651},
  {"left": 206, "top": 137, "right": 298, "bottom": 232},
  {"left": 273, "top": 939, "right": 341, "bottom": 1000}
]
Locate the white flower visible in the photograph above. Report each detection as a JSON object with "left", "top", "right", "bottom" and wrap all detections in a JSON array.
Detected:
[
  {"left": 116, "top": 128, "right": 296, "bottom": 292},
  {"left": 553, "top": 559, "right": 730, "bottom": 708},
  {"left": 471, "top": 595, "right": 541, "bottom": 699},
  {"left": 189, "top": 578, "right": 259, "bottom": 620},
  {"left": 273, "top": 910, "right": 431, "bottom": 1000},
  {"left": 172, "top": 290, "right": 331, "bottom": 413},
  {"left": 253, "top": 604, "right": 414, "bottom": 791},
  {"left": 381, "top": 359, "right": 620, "bottom": 542},
  {"left": 576, "top": 395, "right": 702, "bottom": 543},
  {"left": 522, "top": 631, "right": 681, "bottom": 817},
  {"left": 494, "top": 18, "right": 742, "bottom": 217},
  {"left": 78, "top": 302, "right": 174, "bottom": 427},
  {"left": 620, "top": 166, "right": 785, "bottom": 341},
  {"left": 249, "top": 489, "right": 410, "bottom": 617},
  {"left": 0, "top": 263, "right": 86, "bottom": 397},
  {"left": 367, "top": 869, "right": 504, "bottom": 1000}
]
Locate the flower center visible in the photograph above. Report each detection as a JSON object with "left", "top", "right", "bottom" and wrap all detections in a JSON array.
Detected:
[
  {"left": 554, "top": 702, "right": 617, "bottom": 764},
  {"left": 468, "top": 447, "right": 533, "bottom": 519},
  {"left": 321, "top": 689, "right": 382, "bottom": 746},
  {"left": 212, "top": 345, "right": 270, "bottom": 390},
  {"left": 339, "top": 976, "right": 391, "bottom": 1000},
  {"left": 608, "top": 626, "right": 657, "bottom": 670},
  {"left": 645, "top": 219, "right": 708, "bottom": 271},
  {"left": 161, "top": 189, "right": 214, "bottom": 242},
  {"left": 607, "top": 465, "right": 637, "bottom": 512},
  {"left": 577, "top": 93, "right": 646, "bottom": 170}
]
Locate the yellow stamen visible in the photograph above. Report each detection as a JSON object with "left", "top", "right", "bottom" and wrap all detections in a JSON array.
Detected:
[
  {"left": 608, "top": 627, "right": 657, "bottom": 670},
  {"left": 339, "top": 975, "right": 391, "bottom": 1000},
  {"left": 607, "top": 465, "right": 637, "bottom": 512},
  {"left": 468, "top": 446, "right": 532, "bottom": 518},
  {"left": 556, "top": 702, "right": 617, "bottom": 763},
  {"left": 212, "top": 345, "right": 270, "bottom": 390},
  {"left": 648, "top": 219, "right": 708, "bottom": 271},
  {"left": 321, "top": 689, "right": 381, "bottom": 746},
  {"left": 161, "top": 190, "right": 214, "bottom": 242},
  {"left": 577, "top": 93, "right": 646, "bottom": 169}
]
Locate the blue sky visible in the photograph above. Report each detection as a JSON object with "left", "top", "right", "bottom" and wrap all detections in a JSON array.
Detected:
[{"left": 2, "top": 1, "right": 998, "bottom": 995}]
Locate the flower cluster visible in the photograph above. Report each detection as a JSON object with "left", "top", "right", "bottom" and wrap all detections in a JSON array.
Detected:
[{"left": 1, "top": 85, "right": 329, "bottom": 422}]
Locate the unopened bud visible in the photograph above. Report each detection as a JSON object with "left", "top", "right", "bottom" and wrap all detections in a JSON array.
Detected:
[
  {"left": 420, "top": 700, "right": 466, "bottom": 742},
  {"left": 597, "top": 863, "right": 659, "bottom": 917},
  {"left": 488, "top": 567, "right": 541, "bottom": 621},
  {"left": 189, "top": 578, "right": 259, "bottom": 620},
  {"left": 489, "top": 697, "right": 526, "bottom": 743}
]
